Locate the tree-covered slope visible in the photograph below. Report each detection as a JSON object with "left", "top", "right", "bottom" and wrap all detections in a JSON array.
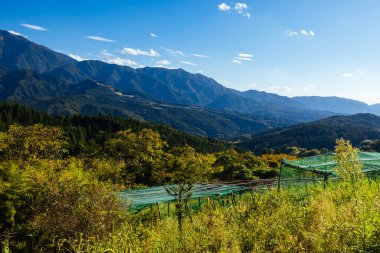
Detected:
[
  {"left": 0, "top": 102, "right": 230, "bottom": 153},
  {"left": 238, "top": 113, "right": 380, "bottom": 152}
]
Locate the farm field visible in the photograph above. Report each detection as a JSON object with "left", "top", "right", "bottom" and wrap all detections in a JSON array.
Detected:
[{"left": 64, "top": 179, "right": 380, "bottom": 253}]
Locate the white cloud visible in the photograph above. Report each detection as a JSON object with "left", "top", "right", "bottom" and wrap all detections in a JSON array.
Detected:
[
  {"left": 156, "top": 59, "right": 171, "bottom": 65},
  {"left": 68, "top": 53, "right": 88, "bottom": 61},
  {"left": 122, "top": 48, "right": 160, "bottom": 57},
  {"left": 341, "top": 73, "right": 354, "bottom": 78},
  {"left": 99, "top": 50, "right": 114, "bottom": 57},
  {"left": 238, "top": 53, "right": 253, "bottom": 58},
  {"left": 243, "top": 13, "right": 251, "bottom": 18},
  {"left": 286, "top": 29, "right": 316, "bottom": 37},
  {"left": 150, "top": 32, "right": 158, "bottom": 38},
  {"left": 286, "top": 30, "right": 299, "bottom": 36},
  {"left": 235, "top": 57, "right": 253, "bottom": 61},
  {"left": 235, "top": 3, "right": 248, "bottom": 12},
  {"left": 249, "top": 82, "right": 257, "bottom": 88},
  {"left": 85, "top": 36, "right": 115, "bottom": 42},
  {"left": 8, "top": 30, "right": 23, "bottom": 36},
  {"left": 21, "top": 23, "right": 48, "bottom": 31},
  {"left": 106, "top": 57, "right": 142, "bottom": 67},
  {"left": 161, "top": 47, "right": 186, "bottom": 57},
  {"left": 192, "top": 53, "right": 208, "bottom": 58},
  {"left": 233, "top": 53, "right": 254, "bottom": 63},
  {"left": 219, "top": 2, "right": 250, "bottom": 18},
  {"left": 267, "top": 86, "right": 292, "bottom": 93},
  {"left": 341, "top": 70, "right": 366, "bottom": 78},
  {"left": 179, "top": 61, "right": 197, "bottom": 66},
  {"left": 218, "top": 3, "right": 231, "bottom": 11},
  {"left": 356, "top": 70, "right": 366, "bottom": 75}
]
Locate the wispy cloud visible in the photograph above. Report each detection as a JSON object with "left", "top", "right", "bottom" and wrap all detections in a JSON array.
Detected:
[
  {"left": 218, "top": 3, "right": 231, "bottom": 11},
  {"left": 285, "top": 29, "right": 316, "bottom": 37},
  {"left": 233, "top": 53, "right": 254, "bottom": 63},
  {"left": 341, "top": 73, "right": 354, "bottom": 78},
  {"left": 96, "top": 50, "right": 142, "bottom": 67},
  {"left": 267, "top": 86, "right": 292, "bottom": 93},
  {"left": 122, "top": 47, "right": 160, "bottom": 57},
  {"left": 106, "top": 57, "right": 142, "bottom": 67},
  {"left": 85, "top": 36, "right": 115, "bottom": 43},
  {"left": 156, "top": 59, "right": 171, "bottom": 65},
  {"left": 8, "top": 30, "right": 24, "bottom": 36},
  {"left": 21, "top": 23, "right": 48, "bottom": 31},
  {"left": 161, "top": 47, "right": 186, "bottom": 57},
  {"left": 68, "top": 53, "right": 88, "bottom": 61},
  {"left": 150, "top": 32, "right": 158, "bottom": 38},
  {"left": 179, "top": 60, "right": 197, "bottom": 66},
  {"left": 341, "top": 70, "right": 365, "bottom": 78},
  {"left": 192, "top": 53, "right": 208, "bottom": 58}
]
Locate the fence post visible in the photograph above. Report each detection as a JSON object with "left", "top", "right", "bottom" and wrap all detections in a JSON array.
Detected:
[
  {"left": 323, "top": 173, "right": 328, "bottom": 189},
  {"left": 157, "top": 203, "right": 162, "bottom": 221},
  {"left": 278, "top": 160, "right": 284, "bottom": 193}
]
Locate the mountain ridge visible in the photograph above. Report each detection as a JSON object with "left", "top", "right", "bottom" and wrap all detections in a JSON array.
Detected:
[{"left": 238, "top": 113, "right": 380, "bottom": 152}]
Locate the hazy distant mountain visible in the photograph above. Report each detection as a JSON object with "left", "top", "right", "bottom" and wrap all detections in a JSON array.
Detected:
[
  {"left": 0, "top": 30, "right": 75, "bottom": 73},
  {"left": 242, "top": 90, "right": 305, "bottom": 109},
  {"left": 293, "top": 96, "right": 374, "bottom": 114},
  {"left": 238, "top": 113, "right": 380, "bottom": 152}
]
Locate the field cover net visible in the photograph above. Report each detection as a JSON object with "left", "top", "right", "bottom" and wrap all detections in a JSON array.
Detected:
[
  {"left": 120, "top": 180, "right": 275, "bottom": 210},
  {"left": 280, "top": 151, "right": 380, "bottom": 185}
]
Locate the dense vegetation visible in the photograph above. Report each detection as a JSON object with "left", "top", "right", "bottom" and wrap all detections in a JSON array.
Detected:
[
  {"left": 0, "top": 108, "right": 296, "bottom": 252},
  {"left": 66, "top": 179, "right": 380, "bottom": 253},
  {"left": 1, "top": 104, "right": 380, "bottom": 253},
  {"left": 0, "top": 102, "right": 230, "bottom": 154}
]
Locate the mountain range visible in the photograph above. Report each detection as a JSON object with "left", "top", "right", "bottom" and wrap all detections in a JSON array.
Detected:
[{"left": 1, "top": 28, "right": 380, "bottom": 142}]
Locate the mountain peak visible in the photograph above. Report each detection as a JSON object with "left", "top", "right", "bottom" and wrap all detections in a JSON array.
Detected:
[{"left": 0, "top": 29, "right": 75, "bottom": 73}]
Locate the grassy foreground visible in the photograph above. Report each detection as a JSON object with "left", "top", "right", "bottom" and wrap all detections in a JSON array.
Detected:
[{"left": 63, "top": 179, "right": 380, "bottom": 253}]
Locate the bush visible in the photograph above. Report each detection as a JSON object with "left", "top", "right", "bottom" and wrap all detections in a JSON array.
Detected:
[{"left": 0, "top": 159, "right": 126, "bottom": 252}]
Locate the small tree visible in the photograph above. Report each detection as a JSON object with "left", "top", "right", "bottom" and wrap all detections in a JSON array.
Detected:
[
  {"left": 334, "top": 138, "right": 363, "bottom": 184},
  {"left": 165, "top": 184, "right": 192, "bottom": 235}
]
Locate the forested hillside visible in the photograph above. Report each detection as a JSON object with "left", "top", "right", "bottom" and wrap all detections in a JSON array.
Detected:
[
  {"left": 239, "top": 113, "right": 380, "bottom": 153},
  {"left": 0, "top": 102, "right": 230, "bottom": 153}
]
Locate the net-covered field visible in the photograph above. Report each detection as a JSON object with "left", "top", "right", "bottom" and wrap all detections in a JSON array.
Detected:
[{"left": 120, "top": 180, "right": 276, "bottom": 210}]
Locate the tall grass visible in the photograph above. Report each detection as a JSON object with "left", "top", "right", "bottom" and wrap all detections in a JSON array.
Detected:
[{"left": 59, "top": 178, "right": 380, "bottom": 253}]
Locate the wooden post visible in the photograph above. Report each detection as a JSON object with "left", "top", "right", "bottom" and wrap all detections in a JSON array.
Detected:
[
  {"left": 323, "top": 173, "right": 328, "bottom": 189},
  {"left": 278, "top": 160, "right": 284, "bottom": 193},
  {"left": 198, "top": 197, "right": 201, "bottom": 211},
  {"left": 157, "top": 203, "right": 162, "bottom": 221},
  {"left": 167, "top": 202, "right": 170, "bottom": 216}
]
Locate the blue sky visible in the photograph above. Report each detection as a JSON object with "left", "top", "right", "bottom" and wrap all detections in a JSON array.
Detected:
[{"left": 2, "top": 0, "right": 380, "bottom": 104}]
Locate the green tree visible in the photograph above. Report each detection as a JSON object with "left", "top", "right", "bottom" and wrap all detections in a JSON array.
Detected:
[
  {"left": 334, "top": 138, "right": 363, "bottom": 183},
  {"left": 105, "top": 129, "right": 167, "bottom": 185},
  {"left": 0, "top": 124, "right": 68, "bottom": 161}
]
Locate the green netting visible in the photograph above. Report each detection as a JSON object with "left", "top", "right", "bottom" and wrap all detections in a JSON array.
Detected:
[
  {"left": 280, "top": 152, "right": 380, "bottom": 186},
  {"left": 120, "top": 183, "right": 250, "bottom": 210}
]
